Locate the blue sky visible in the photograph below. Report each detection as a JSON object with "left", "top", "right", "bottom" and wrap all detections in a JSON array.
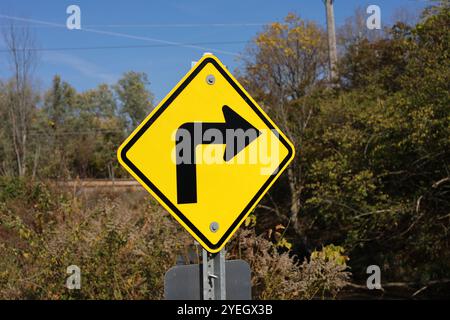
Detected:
[{"left": 0, "top": 0, "right": 427, "bottom": 102}]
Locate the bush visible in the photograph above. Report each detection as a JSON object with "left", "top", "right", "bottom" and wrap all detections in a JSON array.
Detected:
[
  {"left": 228, "top": 229, "right": 350, "bottom": 299},
  {"left": 0, "top": 180, "right": 190, "bottom": 299},
  {"left": 0, "top": 179, "right": 351, "bottom": 299}
]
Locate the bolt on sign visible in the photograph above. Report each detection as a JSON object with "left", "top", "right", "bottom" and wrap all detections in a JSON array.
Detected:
[{"left": 117, "top": 54, "right": 295, "bottom": 253}]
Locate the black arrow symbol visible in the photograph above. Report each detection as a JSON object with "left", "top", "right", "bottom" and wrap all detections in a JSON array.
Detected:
[{"left": 175, "top": 105, "right": 261, "bottom": 204}]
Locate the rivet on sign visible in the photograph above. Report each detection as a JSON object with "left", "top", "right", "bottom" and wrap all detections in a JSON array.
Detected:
[
  {"left": 210, "top": 222, "right": 219, "bottom": 232},
  {"left": 206, "top": 74, "right": 215, "bottom": 85}
]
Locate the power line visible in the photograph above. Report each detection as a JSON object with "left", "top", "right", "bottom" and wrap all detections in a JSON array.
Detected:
[
  {"left": 0, "top": 40, "right": 248, "bottom": 53},
  {"left": 0, "top": 22, "right": 267, "bottom": 28},
  {"left": 28, "top": 129, "right": 125, "bottom": 137},
  {"left": 0, "top": 14, "right": 240, "bottom": 56}
]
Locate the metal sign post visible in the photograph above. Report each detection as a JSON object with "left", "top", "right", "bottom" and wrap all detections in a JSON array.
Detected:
[
  {"left": 202, "top": 248, "right": 226, "bottom": 300},
  {"left": 195, "top": 56, "right": 227, "bottom": 301}
]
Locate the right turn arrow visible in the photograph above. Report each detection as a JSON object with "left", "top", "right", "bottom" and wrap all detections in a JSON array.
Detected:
[{"left": 175, "top": 105, "right": 261, "bottom": 204}]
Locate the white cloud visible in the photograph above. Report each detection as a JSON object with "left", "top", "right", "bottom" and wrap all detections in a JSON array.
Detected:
[{"left": 42, "top": 51, "right": 118, "bottom": 84}]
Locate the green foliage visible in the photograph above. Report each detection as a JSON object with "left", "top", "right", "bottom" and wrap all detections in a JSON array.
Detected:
[
  {"left": 114, "top": 71, "right": 154, "bottom": 130},
  {"left": 25, "top": 71, "right": 155, "bottom": 179},
  {"left": 0, "top": 177, "right": 27, "bottom": 201},
  {"left": 311, "top": 245, "right": 348, "bottom": 267},
  {"left": 241, "top": 4, "right": 450, "bottom": 292},
  {"left": 301, "top": 5, "right": 450, "bottom": 283}
]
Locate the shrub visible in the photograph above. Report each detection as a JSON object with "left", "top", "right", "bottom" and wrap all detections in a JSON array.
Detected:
[
  {"left": 0, "top": 179, "right": 351, "bottom": 299},
  {"left": 228, "top": 229, "right": 350, "bottom": 299},
  {"left": 0, "top": 180, "right": 190, "bottom": 299}
]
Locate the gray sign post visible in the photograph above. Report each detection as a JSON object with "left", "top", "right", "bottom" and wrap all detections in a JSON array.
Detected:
[
  {"left": 190, "top": 56, "right": 226, "bottom": 300},
  {"left": 202, "top": 248, "right": 226, "bottom": 300}
]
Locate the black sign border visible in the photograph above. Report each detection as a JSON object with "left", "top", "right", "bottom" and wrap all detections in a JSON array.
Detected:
[{"left": 120, "top": 57, "right": 294, "bottom": 251}]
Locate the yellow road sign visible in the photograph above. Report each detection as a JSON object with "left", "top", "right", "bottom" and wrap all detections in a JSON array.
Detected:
[{"left": 117, "top": 54, "right": 294, "bottom": 252}]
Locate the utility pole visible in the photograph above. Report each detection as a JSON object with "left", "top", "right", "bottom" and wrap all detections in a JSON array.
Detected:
[{"left": 324, "top": 0, "right": 338, "bottom": 82}]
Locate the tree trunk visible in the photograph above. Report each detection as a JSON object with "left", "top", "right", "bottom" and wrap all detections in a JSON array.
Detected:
[{"left": 287, "top": 166, "right": 301, "bottom": 235}]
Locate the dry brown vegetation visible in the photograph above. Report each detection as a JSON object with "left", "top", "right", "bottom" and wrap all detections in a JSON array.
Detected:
[{"left": 0, "top": 179, "right": 350, "bottom": 299}]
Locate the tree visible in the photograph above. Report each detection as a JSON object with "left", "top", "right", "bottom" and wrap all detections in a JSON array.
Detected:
[
  {"left": 337, "top": 6, "right": 385, "bottom": 51},
  {"left": 240, "top": 13, "right": 327, "bottom": 237},
  {"left": 241, "top": 5, "right": 450, "bottom": 292},
  {"left": 68, "top": 84, "right": 122, "bottom": 178},
  {"left": 37, "top": 78, "right": 128, "bottom": 179},
  {"left": 36, "top": 75, "right": 77, "bottom": 178},
  {"left": 0, "top": 80, "right": 13, "bottom": 176},
  {"left": 1, "top": 21, "right": 39, "bottom": 176},
  {"left": 300, "top": 3, "right": 450, "bottom": 285},
  {"left": 114, "top": 71, "right": 154, "bottom": 131},
  {"left": 43, "top": 75, "right": 77, "bottom": 129}
]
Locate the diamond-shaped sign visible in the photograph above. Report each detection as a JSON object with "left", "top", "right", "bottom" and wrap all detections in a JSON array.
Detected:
[{"left": 117, "top": 54, "right": 294, "bottom": 252}]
